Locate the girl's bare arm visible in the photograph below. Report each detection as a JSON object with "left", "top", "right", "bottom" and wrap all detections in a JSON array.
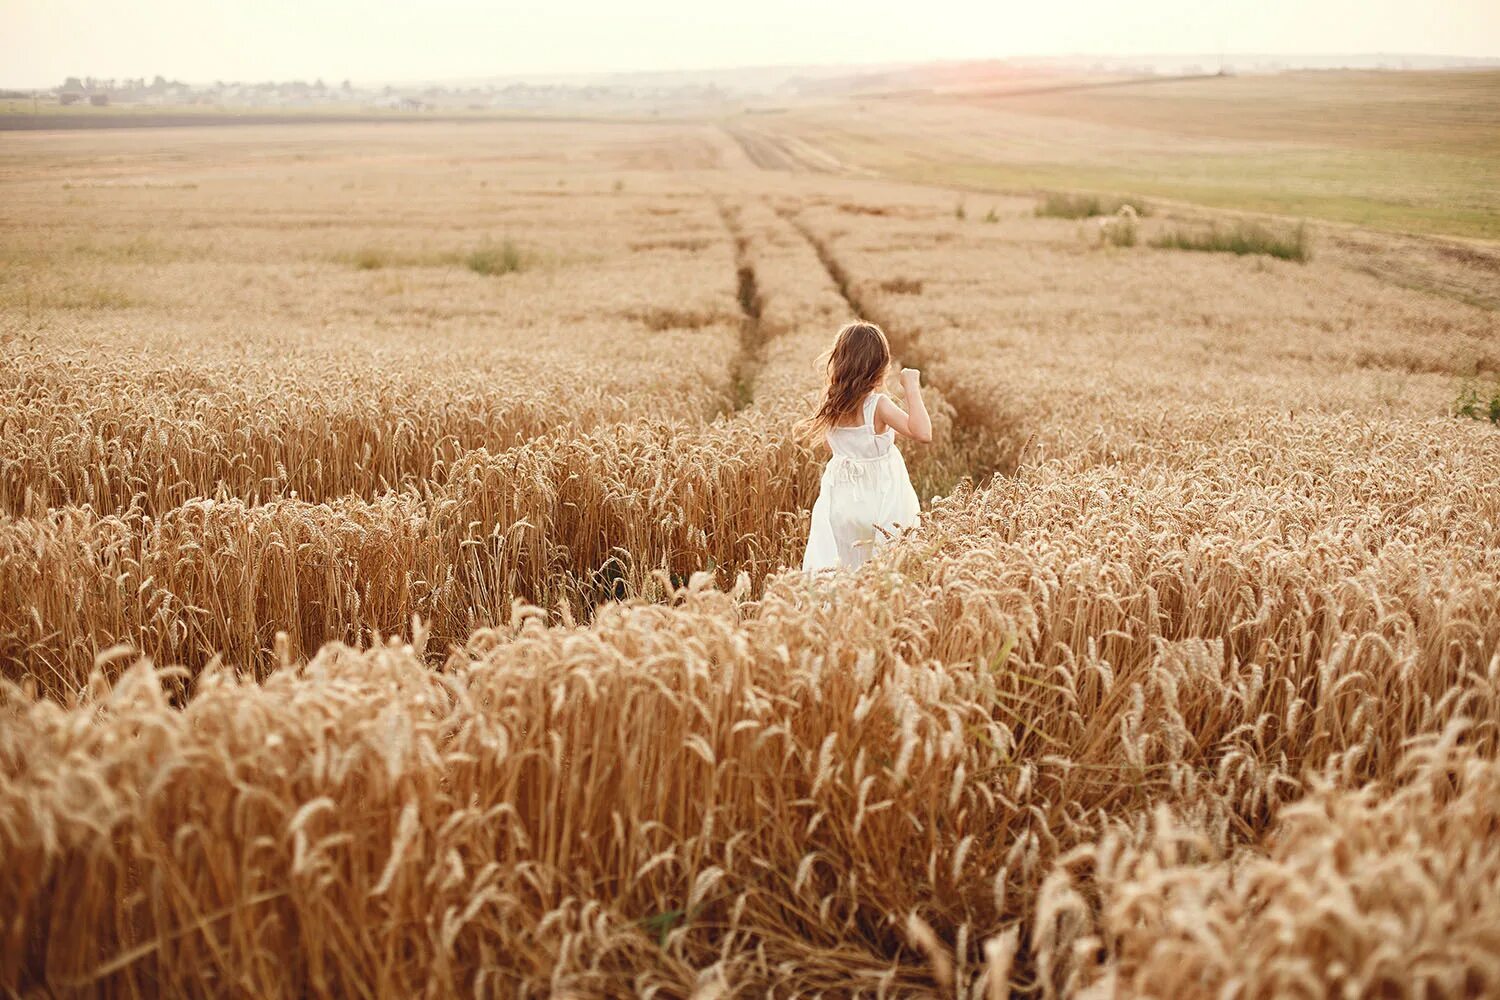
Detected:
[{"left": 875, "top": 369, "right": 933, "bottom": 443}]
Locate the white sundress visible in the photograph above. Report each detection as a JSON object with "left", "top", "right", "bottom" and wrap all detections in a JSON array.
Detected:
[{"left": 802, "top": 392, "right": 922, "bottom": 572}]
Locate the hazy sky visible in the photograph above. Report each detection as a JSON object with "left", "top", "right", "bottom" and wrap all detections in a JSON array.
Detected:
[{"left": 6, "top": 0, "right": 1499, "bottom": 86}]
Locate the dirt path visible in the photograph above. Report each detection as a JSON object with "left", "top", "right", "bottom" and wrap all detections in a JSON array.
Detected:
[{"left": 713, "top": 199, "right": 767, "bottom": 410}]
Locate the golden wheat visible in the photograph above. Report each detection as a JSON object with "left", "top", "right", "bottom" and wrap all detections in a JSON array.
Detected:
[{"left": 1, "top": 120, "right": 1497, "bottom": 996}]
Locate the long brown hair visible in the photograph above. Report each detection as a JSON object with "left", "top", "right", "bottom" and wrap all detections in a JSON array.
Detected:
[{"left": 802, "top": 321, "right": 891, "bottom": 444}]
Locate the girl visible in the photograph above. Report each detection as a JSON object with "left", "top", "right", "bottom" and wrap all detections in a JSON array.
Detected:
[{"left": 802, "top": 321, "right": 932, "bottom": 572}]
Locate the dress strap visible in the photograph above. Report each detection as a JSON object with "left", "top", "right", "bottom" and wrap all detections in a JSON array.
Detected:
[{"left": 862, "top": 392, "right": 881, "bottom": 429}]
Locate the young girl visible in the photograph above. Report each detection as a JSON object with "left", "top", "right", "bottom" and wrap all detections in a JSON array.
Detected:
[{"left": 802, "top": 321, "right": 932, "bottom": 572}]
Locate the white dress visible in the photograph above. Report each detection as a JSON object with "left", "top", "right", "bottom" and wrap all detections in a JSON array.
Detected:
[{"left": 802, "top": 392, "right": 922, "bottom": 571}]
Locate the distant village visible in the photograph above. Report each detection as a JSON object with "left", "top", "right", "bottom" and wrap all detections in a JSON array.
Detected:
[
  {"left": 9, "top": 75, "right": 737, "bottom": 113},
  {"left": 8, "top": 54, "right": 1491, "bottom": 116}
]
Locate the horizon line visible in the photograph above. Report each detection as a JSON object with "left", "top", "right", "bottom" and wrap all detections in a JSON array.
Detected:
[{"left": 8, "top": 49, "right": 1499, "bottom": 92}]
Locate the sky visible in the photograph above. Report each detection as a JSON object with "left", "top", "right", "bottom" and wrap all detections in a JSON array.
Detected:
[{"left": 5, "top": 0, "right": 1500, "bottom": 87}]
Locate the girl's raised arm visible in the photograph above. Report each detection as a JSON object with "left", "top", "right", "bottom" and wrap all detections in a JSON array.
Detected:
[{"left": 875, "top": 368, "right": 934, "bottom": 443}]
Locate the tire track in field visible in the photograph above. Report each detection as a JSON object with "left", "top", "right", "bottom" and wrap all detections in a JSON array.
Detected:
[
  {"left": 714, "top": 199, "right": 766, "bottom": 411},
  {"left": 775, "top": 204, "right": 1025, "bottom": 488},
  {"left": 721, "top": 124, "right": 873, "bottom": 176},
  {"left": 773, "top": 205, "right": 928, "bottom": 367}
]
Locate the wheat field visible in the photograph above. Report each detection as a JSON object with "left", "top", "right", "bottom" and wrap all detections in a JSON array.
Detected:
[{"left": 2, "top": 112, "right": 1499, "bottom": 997}]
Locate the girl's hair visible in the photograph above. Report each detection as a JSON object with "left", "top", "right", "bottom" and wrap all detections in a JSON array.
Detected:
[{"left": 802, "top": 321, "right": 891, "bottom": 444}]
